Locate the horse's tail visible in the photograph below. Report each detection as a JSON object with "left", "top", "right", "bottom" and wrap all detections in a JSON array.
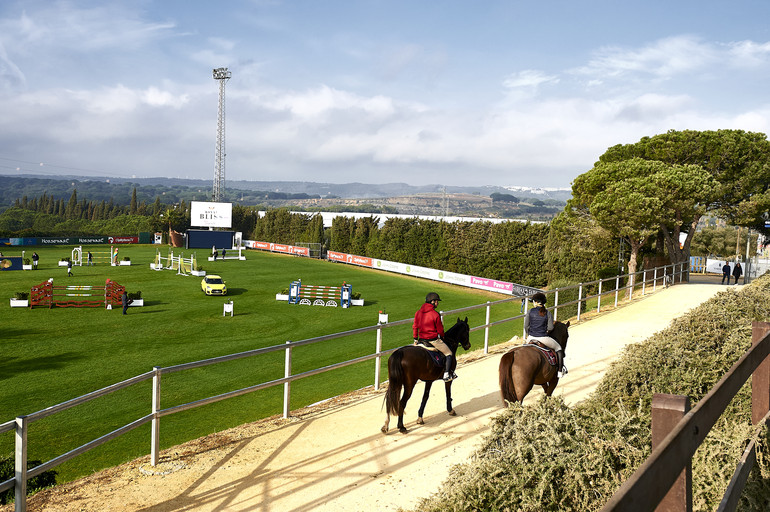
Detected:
[
  {"left": 498, "top": 350, "right": 518, "bottom": 404},
  {"left": 385, "top": 348, "right": 405, "bottom": 416}
]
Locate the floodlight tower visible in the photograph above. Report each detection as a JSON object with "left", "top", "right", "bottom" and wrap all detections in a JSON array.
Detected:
[{"left": 212, "top": 67, "right": 232, "bottom": 202}]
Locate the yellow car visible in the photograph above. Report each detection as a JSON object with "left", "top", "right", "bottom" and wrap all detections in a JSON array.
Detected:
[{"left": 201, "top": 275, "right": 227, "bottom": 295}]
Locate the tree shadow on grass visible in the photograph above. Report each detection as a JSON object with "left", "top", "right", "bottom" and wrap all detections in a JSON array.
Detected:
[{"left": 0, "top": 352, "right": 83, "bottom": 381}]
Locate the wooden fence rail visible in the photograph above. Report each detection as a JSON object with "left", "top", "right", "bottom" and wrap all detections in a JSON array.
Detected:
[{"left": 600, "top": 321, "right": 770, "bottom": 511}]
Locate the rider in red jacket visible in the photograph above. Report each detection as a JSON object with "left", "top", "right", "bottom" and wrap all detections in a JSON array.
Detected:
[{"left": 413, "top": 292, "right": 456, "bottom": 381}]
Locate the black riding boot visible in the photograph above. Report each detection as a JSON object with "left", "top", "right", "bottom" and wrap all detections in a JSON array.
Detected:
[
  {"left": 557, "top": 350, "right": 567, "bottom": 377},
  {"left": 443, "top": 355, "right": 456, "bottom": 382}
]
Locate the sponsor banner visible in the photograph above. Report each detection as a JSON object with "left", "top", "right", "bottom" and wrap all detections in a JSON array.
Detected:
[
  {"left": 328, "top": 251, "right": 346, "bottom": 263},
  {"left": 706, "top": 258, "right": 732, "bottom": 274},
  {"left": 191, "top": 201, "right": 233, "bottom": 228},
  {"left": 245, "top": 240, "right": 310, "bottom": 257},
  {"left": 77, "top": 236, "right": 108, "bottom": 245},
  {"left": 40, "top": 237, "right": 75, "bottom": 245},
  {"left": 108, "top": 236, "right": 139, "bottom": 244},
  {"left": 1, "top": 238, "right": 37, "bottom": 246},
  {"left": 438, "top": 270, "right": 472, "bottom": 287},
  {"left": 469, "top": 276, "right": 516, "bottom": 294},
  {"left": 404, "top": 264, "right": 436, "bottom": 279},
  {"left": 0, "top": 257, "right": 23, "bottom": 271}
]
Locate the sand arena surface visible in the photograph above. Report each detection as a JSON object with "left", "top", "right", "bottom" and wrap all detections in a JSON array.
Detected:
[{"left": 5, "top": 277, "right": 730, "bottom": 512}]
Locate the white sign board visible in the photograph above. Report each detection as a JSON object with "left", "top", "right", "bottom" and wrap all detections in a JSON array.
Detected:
[{"left": 190, "top": 201, "right": 232, "bottom": 228}]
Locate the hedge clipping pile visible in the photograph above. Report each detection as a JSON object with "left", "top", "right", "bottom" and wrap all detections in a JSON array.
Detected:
[{"left": 410, "top": 273, "right": 770, "bottom": 512}]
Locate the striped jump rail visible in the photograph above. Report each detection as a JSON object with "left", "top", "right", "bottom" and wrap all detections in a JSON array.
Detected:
[{"left": 288, "top": 280, "right": 353, "bottom": 308}]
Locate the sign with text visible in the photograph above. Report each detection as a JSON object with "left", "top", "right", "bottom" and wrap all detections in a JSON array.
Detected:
[{"left": 190, "top": 201, "right": 233, "bottom": 228}]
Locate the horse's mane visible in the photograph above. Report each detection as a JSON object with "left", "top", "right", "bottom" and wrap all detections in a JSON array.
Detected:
[{"left": 444, "top": 317, "right": 468, "bottom": 339}]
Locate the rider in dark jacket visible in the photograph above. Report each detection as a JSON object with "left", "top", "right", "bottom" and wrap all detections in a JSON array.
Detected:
[
  {"left": 523, "top": 292, "right": 567, "bottom": 377},
  {"left": 413, "top": 292, "right": 456, "bottom": 382}
]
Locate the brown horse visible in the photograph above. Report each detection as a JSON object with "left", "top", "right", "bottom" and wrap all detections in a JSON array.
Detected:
[
  {"left": 381, "top": 317, "right": 471, "bottom": 434},
  {"left": 498, "top": 320, "right": 570, "bottom": 404}
]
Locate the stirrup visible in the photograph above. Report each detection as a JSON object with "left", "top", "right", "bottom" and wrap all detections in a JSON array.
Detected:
[{"left": 443, "top": 372, "right": 454, "bottom": 382}]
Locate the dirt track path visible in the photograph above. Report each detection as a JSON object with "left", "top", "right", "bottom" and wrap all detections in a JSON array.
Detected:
[{"left": 14, "top": 277, "right": 731, "bottom": 512}]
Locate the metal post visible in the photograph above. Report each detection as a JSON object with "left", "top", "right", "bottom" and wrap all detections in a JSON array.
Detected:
[
  {"left": 522, "top": 297, "right": 529, "bottom": 338},
  {"left": 653, "top": 268, "right": 658, "bottom": 292},
  {"left": 615, "top": 276, "right": 619, "bottom": 307},
  {"left": 553, "top": 290, "right": 559, "bottom": 321},
  {"left": 375, "top": 326, "right": 383, "bottom": 390},
  {"left": 150, "top": 366, "right": 160, "bottom": 466},
  {"left": 597, "top": 279, "right": 603, "bottom": 313},
  {"left": 577, "top": 284, "right": 583, "bottom": 322},
  {"left": 283, "top": 341, "right": 292, "bottom": 419},
  {"left": 652, "top": 394, "right": 692, "bottom": 512},
  {"left": 150, "top": 366, "right": 161, "bottom": 466},
  {"left": 15, "top": 416, "right": 28, "bottom": 512},
  {"left": 642, "top": 270, "right": 647, "bottom": 296},
  {"left": 484, "top": 302, "right": 491, "bottom": 354}
]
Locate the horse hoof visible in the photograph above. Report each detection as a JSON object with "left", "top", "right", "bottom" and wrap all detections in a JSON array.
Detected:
[
  {"left": 381, "top": 425, "right": 388, "bottom": 434},
  {"left": 448, "top": 409, "right": 457, "bottom": 416},
  {"left": 399, "top": 427, "right": 408, "bottom": 434},
  {"left": 416, "top": 417, "right": 424, "bottom": 425}
]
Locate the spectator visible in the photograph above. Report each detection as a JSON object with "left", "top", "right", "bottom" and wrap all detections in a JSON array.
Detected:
[{"left": 732, "top": 262, "right": 743, "bottom": 285}]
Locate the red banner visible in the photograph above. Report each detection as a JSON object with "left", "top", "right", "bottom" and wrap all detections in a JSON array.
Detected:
[{"left": 327, "top": 251, "right": 372, "bottom": 267}]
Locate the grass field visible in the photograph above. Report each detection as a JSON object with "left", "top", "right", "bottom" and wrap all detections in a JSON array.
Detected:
[{"left": 1, "top": 244, "right": 522, "bottom": 483}]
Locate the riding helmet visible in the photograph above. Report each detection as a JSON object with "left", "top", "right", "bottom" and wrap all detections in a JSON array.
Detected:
[{"left": 425, "top": 292, "right": 442, "bottom": 303}]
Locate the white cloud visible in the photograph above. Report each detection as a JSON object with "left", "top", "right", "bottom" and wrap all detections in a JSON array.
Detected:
[{"left": 574, "top": 35, "right": 718, "bottom": 81}]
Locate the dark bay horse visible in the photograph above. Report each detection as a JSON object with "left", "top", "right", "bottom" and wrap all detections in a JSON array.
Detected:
[
  {"left": 498, "top": 320, "right": 570, "bottom": 404},
  {"left": 381, "top": 317, "right": 471, "bottom": 434}
]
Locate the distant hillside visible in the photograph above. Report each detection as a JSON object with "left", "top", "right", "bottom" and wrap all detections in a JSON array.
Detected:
[{"left": 0, "top": 174, "right": 572, "bottom": 203}]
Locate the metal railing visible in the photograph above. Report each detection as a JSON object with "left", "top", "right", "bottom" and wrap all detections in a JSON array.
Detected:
[{"left": 1, "top": 261, "right": 688, "bottom": 512}]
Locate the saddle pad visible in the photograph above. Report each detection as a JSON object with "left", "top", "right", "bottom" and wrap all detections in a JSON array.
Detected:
[
  {"left": 414, "top": 342, "right": 446, "bottom": 368},
  {"left": 520, "top": 344, "right": 557, "bottom": 366}
]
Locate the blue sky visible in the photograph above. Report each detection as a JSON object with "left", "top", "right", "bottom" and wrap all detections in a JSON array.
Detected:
[{"left": 1, "top": 0, "right": 769, "bottom": 189}]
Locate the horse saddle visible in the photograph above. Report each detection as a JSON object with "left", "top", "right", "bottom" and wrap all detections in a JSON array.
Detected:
[
  {"left": 414, "top": 340, "right": 446, "bottom": 368},
  {"left": 521, "top": 343, "right": 558, "bottom": 367}
]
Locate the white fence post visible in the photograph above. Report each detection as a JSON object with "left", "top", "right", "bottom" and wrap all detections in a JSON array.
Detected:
[
  {"left": 554, "top": 290, "right": 560, "bottom": 321},
  {"left": 597, "top": 279, "right": 603, "bottom": 313},
  {"left": 150, "top": 366, "right": 161, "bottom": 466},
  {"left": 653, "top": 268, "right": 658, "bottom": 292},
  {"left": 15, "top": 416, "right": 28, "bottom": 512},
  {"left": 615, "top": 276, "right": 620, "bottom": 307},
  {"left": 375, "top": 326, "right": 383, "bottom": 390},
  {"left": 522, "top": 297, "right": 529, "bottom": 338},
  {"left": 484, "top": 302, "right": 491, "bottom": 354},
  {"left": 283, "top": 341, "right": 292, "bottom": 419},
  {"left": 642, "top": 270, "right": 647, "bottom": 295},
  {"left": 577, "top": 284, "right": 583, "bottom": 322}
]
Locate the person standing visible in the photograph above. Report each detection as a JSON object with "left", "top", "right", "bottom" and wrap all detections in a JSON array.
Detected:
[
  {"left": 213, "top": 249, "right": 218, "bottom": 261},
  {"left": 732, "top": 262, "right": 743, "bottom": 285},
  {"left": 222, "top": 248, "right": 227, "bottom": 260},
  {"left": 67, "top": 259, "right": 73, "bottom": 277},
  {"left": 87, "top": 251, "right": 93, "bottom": 266},
  {"left": 121, "top": 290, "right": 132, "bottom": 315},
  {"left": 413, "top": 292, "right": 456, "bottom": 382},
  {"left": 721, "top": 262, "right": 731, "bottom": 284},
  {"left": 32, "top": 252, "right": 39, "bottom": 270}
]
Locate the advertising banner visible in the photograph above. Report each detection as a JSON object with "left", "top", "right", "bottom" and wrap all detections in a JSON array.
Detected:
[
  {"left": 39, "top": 237, "right": 75, "bottom": 245},
  {"left": 190, "top": 201, "right": 233, "bottom": 228},
  {"left": 108, "top": 236, "right": 139, "bottom": 244},
  {"left": 77, "top": 236, "right": 109, "bottom": 244},
  {"left": 0, "top": 256, "right": 23, "bottom": 271}
]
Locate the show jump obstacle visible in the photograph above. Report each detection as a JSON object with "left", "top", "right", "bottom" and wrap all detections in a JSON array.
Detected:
[
  {"left": 71, "top": 246, "right": 122, "bottom": 266},
  {"left": 30, "top": 279, "right": 125, "bottom": 308},
  {"left": 151, "top": 249, "right": 196, "bottom": 276},
  {"left": 288, "top": 280, "right": 352, "bottom": 308}
]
